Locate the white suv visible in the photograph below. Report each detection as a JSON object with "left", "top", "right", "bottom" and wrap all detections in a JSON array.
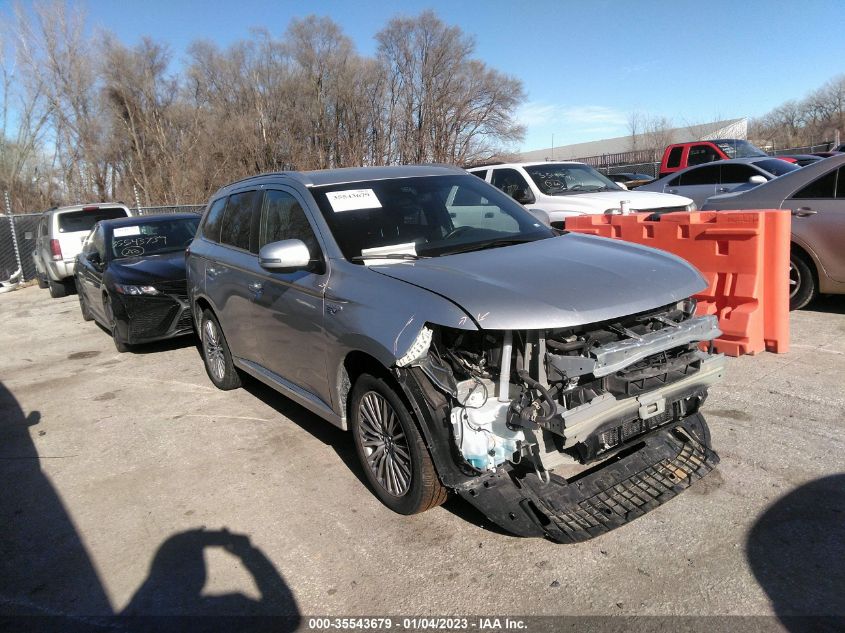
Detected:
[
  {"left": 32, "top": 203, "right": 133, "bottom": 297},
  {"left": 468, "top": 161, "right": 695, "bottom": 228}
]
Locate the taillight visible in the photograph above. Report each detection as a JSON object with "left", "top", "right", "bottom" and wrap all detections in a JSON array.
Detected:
[{"left": 50, "top": 239, "right": 63, "bottom": 261}]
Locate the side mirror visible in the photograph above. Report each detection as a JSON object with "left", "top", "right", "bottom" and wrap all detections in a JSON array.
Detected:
[
  {"left": 512, "top": 188, "right": 535, "bottom": 205},
  {"left": 748, "top": 175, "right": 767, "bottom": 185},
  {"left": 258, "top": 239, "right": 311, "bottom": 271}
]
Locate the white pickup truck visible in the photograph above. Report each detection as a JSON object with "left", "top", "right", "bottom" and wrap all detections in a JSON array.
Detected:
[{"left": 468, "top": 161, "right": 695, "bottom": 229}]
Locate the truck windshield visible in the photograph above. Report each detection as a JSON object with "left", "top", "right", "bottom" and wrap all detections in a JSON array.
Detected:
[
  {"left": 713, "top": 140, "right": 768, "bottom": 159},
  {"left": 523, "top": 164, "right": 622, "bottom": 195},
  {"left": 311, "top": 174, "right": 553, "bottom": 261}
]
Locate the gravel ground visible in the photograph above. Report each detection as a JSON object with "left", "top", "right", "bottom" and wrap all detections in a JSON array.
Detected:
[{"left": 1, "top": 284, "right": 843, "bottom": 630}]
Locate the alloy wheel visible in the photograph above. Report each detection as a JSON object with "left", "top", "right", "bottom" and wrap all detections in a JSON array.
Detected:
[
  {"left": 203, "top": 319, "right": 226, "bottom": 382},
  {"left": 357, "top": 391, "right": 412, "bottom": 497},
  {"left": 789, "top": 260, "right": 800, "bottom": 300}
]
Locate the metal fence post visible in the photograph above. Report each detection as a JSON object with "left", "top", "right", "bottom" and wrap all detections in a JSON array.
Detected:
[
  {"left": 3, "top": 191, "right": 25, "bottom": 282},
  {"left": 133, "top": 184, "right": 142, "bottom": 215}
]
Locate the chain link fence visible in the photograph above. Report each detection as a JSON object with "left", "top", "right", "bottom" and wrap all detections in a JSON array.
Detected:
[{"left": 0, "top": 200, "right": 204, "bottom": 291}]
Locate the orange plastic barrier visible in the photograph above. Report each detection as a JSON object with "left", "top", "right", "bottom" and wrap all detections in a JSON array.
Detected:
[{"left": 565, "top": 210, "right": 790, "bottom": 356}]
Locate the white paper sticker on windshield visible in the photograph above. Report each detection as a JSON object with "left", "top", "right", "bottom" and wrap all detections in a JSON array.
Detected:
[
  {"left": 113, "top": 226, "right": 141, "bottom": 237},
  {"left": 326, "top": 189, "right": 382, "bottom": 212}
]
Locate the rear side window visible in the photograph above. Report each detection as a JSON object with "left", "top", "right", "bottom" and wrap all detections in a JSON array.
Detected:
[
  {"left": 677, "top": 164, "right": 720, "bottom": 186},
  {"left": 837, "top": 168, "right": 845, "bottom": 198},
  {"left": 201, "top": 197, "right": 227, "bottom": 242},
  {"left": 57, "top": 208, "right": 128, "bottom": 233},
  {"left": 793, "top": 169, "right": 837, "bottom": 199},
  {"left": 470, "top": 169, "right": 488, "bottom": 181},
  {"left": 666, "top": 147, "right": 683, "bottom": 169},
  {"left": 219, "top": 191, "right": 258, "bottom": 251},
  {"left": 259, "top": 190, "right": 320, "bottom": 257}
]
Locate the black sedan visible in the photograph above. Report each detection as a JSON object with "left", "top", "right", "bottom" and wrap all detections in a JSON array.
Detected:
[{"left": 74, "top": 214, "right": 200, "bottom": 352}]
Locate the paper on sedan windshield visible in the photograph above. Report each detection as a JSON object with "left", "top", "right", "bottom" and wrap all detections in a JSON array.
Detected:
[
  {"left": 326, "top": 189, "right": 382, "bottom": 212},
  {"left": 113, "top": 226, "right": 141, "bottom": 237}
]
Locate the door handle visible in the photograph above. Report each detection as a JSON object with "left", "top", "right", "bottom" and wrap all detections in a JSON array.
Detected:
[{"left": 791, "top": 207, "right": 818, "bottom": 217}]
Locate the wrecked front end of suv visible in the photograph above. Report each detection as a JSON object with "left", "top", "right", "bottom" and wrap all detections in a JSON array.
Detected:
[{"left": 393, "top": 300, "right": 723, "bottom": 543}]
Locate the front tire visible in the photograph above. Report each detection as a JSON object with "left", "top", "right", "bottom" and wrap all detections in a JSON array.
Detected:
[
  {"left": 77, "top": 280, "right": 93, "bottom": 321},
  {"left": 350, "top": 373, "right": 446, "bottom": 515},
  {"left": 789, "top": 250, "right": 816, "bottom": 310},
  {"left": 104, "top": 294, "right": 130, "bottom": 353},
  {"left": 200, "top": 309, "right": 241, "bottom": 390}
]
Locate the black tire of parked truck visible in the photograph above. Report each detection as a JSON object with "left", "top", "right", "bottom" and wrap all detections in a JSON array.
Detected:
[
  {"left": 199, "top": 309, "right": 242, "bottom": 391},
  {"left": 48, "top": 278, "right": 68, "bottom": 298},
  {"left": 37, "top": 272, "right": 49, "bottom": 289},
  {"left": 350, "top": 373, "right": 447, "bottom": 515},
  {"left": 789, "top": 250, "right": 817, "bottom": 311}
]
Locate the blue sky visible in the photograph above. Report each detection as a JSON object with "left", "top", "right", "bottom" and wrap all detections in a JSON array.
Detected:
[{"left": 5, "top": 0, "right": 845, "bottom": 151}]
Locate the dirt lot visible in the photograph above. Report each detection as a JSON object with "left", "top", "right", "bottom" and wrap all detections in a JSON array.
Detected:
[{"left": 1, "top": 284, "right": 843, "bottom": 627}]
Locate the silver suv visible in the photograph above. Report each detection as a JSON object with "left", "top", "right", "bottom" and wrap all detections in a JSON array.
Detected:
[
  {"left": 33, "top": 203, "right": 133, "bottom": 297},
  {"left": 188, "top": 165, "right": 724, "bottom": 542}
]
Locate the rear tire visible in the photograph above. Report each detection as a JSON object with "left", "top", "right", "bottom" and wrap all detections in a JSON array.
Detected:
[
  {"left": 37, "top": 273, "right": 48, "bottom": 289},
  {"left": 199, "top": 309, "right": 241, "bottom": 390},
  {"left": 789, "top": 250, "right": 816, "bottom": 311},
  {"left": 350, "top": 373, "right": 447, "bottom": 515},
  {"left": 48, "top": 278, "right": 67, "bottom": 298}
]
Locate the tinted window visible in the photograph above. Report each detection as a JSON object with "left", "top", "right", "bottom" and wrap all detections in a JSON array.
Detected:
[
  {"left": 110, "top": 217, "right": 200, "bottom": 260},
  {"left": 470, "top": 169, "right": 488, "bottom": 180},
  {"left": 793, "top": 169, "right": 837, "bottom": 199},
  {"left": 754, "top": 159, "right": 800, "bottom": 177},
  {"left": 219, "top": 191, "right": 258, "bottom": 251},
  {"left": 719, "top": 164, "right": 757, "bottom": 184},
  {"left": 201, "top": 197, "right": 227, "bottom": 242},
  {"left": 713, "top": 140, "right": 767, "bottom": 158},
  {"left": 259, "top": 190, "right": 320, "bottom": 258},
  {"left": 687, "top": 145, "right": 721, "bottom": 166},
  {"left": 667, "top": 147, "right": 683, "bottom": 168},
  {"left": 491, "top": 169, "right": 531, "bottom": 198},
  {"left": 837, "top": 168, "right": 845, "bottom": 198},
  {"left": 57, "top": 208, "right": 128, "bottom": 233},
  {"left": 677, "top": 164, "right": 720, "bottom": 186}
]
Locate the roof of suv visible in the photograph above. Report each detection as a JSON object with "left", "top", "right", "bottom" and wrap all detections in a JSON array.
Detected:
[
  {"left": 42, "top": 202, "right": 131, "bottom": 216},
  {"left": 216, "top": 164, "right": 468, "bottom": 196}
]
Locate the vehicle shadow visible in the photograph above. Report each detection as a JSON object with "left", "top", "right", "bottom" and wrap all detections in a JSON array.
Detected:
[
  {"left": 240, "top": 375, "right": 517, "bottom": 537},
  {"left": 746, "top": 474, "right": 845, "bottom": 632},
  {"left": 805, "top": 294, "right": 845, "bottom": 315},
  {"left": 0, "top": 379, "right": 301, "bottom": 629},
  {"left": 239, "top": 376, "right": 371, "bottom": 490}
]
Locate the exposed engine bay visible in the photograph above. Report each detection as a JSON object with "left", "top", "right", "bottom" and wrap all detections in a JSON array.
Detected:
[{"left": 396, "top": 299, "right": 725, "bottom": 542}]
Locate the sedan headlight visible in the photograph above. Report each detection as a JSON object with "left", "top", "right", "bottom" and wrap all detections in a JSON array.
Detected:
[{"left": 114, "top": 284, "right": 159, "bottom": 296}]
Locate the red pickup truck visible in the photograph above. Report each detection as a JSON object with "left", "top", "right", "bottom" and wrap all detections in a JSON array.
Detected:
[{"left": 658, "top": 139, "right": 790, "bottom": 178}]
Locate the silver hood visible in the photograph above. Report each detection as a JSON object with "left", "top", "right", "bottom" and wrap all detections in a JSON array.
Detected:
[{"left": 370, "top": 233, "right": 706, "bottom": 330}]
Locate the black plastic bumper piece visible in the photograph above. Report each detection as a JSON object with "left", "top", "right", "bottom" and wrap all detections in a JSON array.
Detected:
[{"left": 456, "top": 412, "right": 718, "bottom": 543}]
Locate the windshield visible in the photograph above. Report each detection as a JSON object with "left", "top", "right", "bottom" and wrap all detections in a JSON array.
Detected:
[
  {"left": 109, "top": 217, "right": 199, "bottom": 260},
  {"left": 523, "top": 164, "right": 621, "bottom": 195},
  {"left": 713, "top": 140, "right": 767, "bottom": 159},
  {"left": 311, "top": 175, "right": 553, "bottom": 261},
  {"left": 754, "top": 159, "right": 800, "bottom": 177}
]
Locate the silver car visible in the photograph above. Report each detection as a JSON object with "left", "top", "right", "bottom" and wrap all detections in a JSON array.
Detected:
[
  {"left": 188, "top": 165, "right": 724, "bottom": 542},
  {"left": 638, "top": 157, "right": 800, "bottom": 208},
  {"left": 703, "top": 153, "right": 845, "bottom": 309}
]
